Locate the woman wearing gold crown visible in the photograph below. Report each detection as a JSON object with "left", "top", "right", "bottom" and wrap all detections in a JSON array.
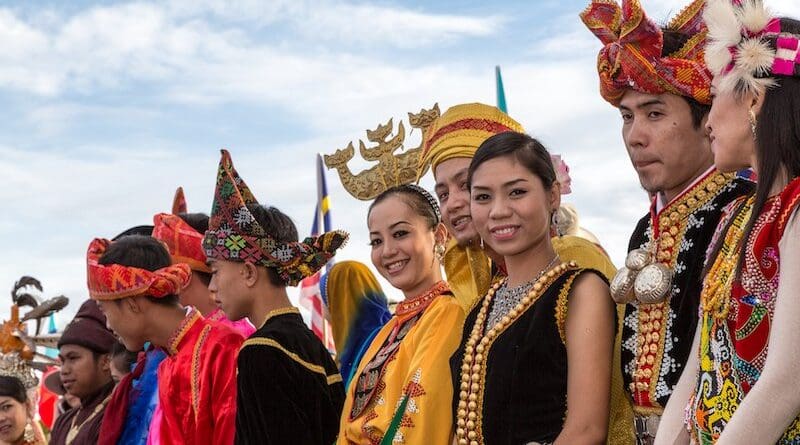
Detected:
[
  {"left": 450, "top": 132, "right": 616, "bottom": 445},
  {"left": 338, "top": 184, "right": 465, "bottom": 444},
  {"left": 655, "top": 1, "right": 800, "bottom": 444}
]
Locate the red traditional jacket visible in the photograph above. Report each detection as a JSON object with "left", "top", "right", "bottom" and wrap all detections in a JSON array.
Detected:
[{"left": 158, "top": 309, "right": 243, "bottom": 445}]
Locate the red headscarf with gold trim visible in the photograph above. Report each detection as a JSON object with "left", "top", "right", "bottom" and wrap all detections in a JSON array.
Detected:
[
  {"left": 87, "top": 238, "right": 191, "bottom": 301},
  {"left": 152, "top": 213, "right": 211, "bottom": 274},
  {"left": 581, "top": 0, "right": 712, "bottom": 106}
]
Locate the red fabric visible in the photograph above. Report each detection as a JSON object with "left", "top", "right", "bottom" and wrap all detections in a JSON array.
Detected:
[
  {"left": 158, "top": 311, "right": 243, "bottom": 445},
  {"left": 152, "top": 213, "right": 211, "bottom": 273},
  {"left": 729, "top": 177, "right": 800, "bottom": 393},
  {"left": 87, "top": 238, "right": 192, "bottom": 301},
  {"left": 38, "top": 367, "right": 59, "bottom": 429},
  {"left": 581, "top": 0, "right": 711, "bottom": 105},
  {"left": 98, "top": 352, "right": 147, "bottom": 445},
  {"left": 172, "top": 187, "right": 187, "bottom": 214}
]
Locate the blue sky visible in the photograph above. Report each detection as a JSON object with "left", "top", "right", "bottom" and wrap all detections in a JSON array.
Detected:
[{"left": 1, "top": 0, "right": 798, "bottom": 326}]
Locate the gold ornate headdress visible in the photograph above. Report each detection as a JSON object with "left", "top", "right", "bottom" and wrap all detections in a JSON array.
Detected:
[
  {"left": 324, "top": 104, "right": 441, "bottom": 200},
  {"left": 0, "top": 276, "right": 69, "bottom": 388}
]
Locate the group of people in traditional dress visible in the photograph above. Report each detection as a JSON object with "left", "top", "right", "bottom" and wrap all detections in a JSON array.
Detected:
[{"left": 0, "top": 0, "right": 798, "bottom": 444}]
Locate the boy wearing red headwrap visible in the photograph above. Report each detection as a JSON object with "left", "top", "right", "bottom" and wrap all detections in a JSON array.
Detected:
[{"left": 88, "top": 235, "right": 243, "bottom": 445}]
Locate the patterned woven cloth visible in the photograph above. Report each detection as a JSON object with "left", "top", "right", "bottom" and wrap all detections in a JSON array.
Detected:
[
  {"left": 87, "top": 238, "right": 191, "bottom": 301},
  {"left": 202, "top": 149, "right": 348, "bottom": 286},
  {"left": 581, "top": 0, "right": 712, "bottom": 106},
  {"left": 153, "top": 213, "right": 211, "bottom": 273}
]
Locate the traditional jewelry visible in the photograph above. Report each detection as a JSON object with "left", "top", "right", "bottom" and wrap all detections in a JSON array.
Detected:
[
  {"left": 701, "top": 197, "right": 753, "bottom": 319},
  {"left": 748, "top": 109, "right": 758, "bottom": 140},
  {"left": 487, "top": 256, "right": 559, "bottom": 329},
  {"left": 455, "top": 260, "right": 575, "bottom": 445},
  {"left": 611, "top": 241, "right": 673, "bottom": 304}
]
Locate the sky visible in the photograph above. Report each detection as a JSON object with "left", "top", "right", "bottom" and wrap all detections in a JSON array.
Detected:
[{"left": 1, "top": 0, "right": 799, "bottom": 328}]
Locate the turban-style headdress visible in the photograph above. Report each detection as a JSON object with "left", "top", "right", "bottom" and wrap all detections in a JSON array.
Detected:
[
  {"left": 416, "top": 103, "right": 524, "bottom": 178},
  {"left": 87, "top": 238, "right": 191, "bottom": 301},
  {"left": 203, "top": 149, "right": 348, "bottom": 286},
  {"left": 704, "top": 0, "right": 800, "bottom": 95},
  {"left": 581, "top": 0, "right": 712, "bottom": 106},
  {"left": 153, "top": 213, "right": 211, "bottom": 274}
]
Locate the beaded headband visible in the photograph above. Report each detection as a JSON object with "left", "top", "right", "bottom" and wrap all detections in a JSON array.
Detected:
[
  {"left": 581, "top": 0, "right": 712, "bottom": 106},
  {"left": 87, "top": 238, "right": 192, "bottom": 301},
  {"left": 203, "top": 149, "right": 348, "bottom": 286},
  {"left": 398, "top": 184, "right": 442, "bottom": 225},
  {"left": 704, "top": 0, "right": 800, "bottom": 95}
]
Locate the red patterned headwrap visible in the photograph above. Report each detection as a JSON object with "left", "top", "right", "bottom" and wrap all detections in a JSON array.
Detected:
[
  {"left": 203, "top": 149, "right": 348, "bottom": 286},
  {"left": 581, "top": 0, "right": 712, "bottom": 106},
  {"left": 152, "top": 213, "right": 211, "bottom": 274},
  {"left": 87, "top": 238, "right": 192, "bottom": 301}
]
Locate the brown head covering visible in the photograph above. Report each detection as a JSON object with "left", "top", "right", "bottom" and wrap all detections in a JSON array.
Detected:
[{"left": 57, "top": 300, "right": 116, "bottom": 354}]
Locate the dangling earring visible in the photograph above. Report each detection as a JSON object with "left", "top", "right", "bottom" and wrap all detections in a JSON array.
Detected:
[
  {"left": 748, "top": 109, "right": 758, "bottom": 140},
  {"left": 551, "top": 212, "right": 562, "bottom": 237},
  {"left": 23, "top": 422, "right": 34, "bottom": 442},
  {"left": 434, "top": 243, "right": 445, "bottom": 263},
  {"left": 479, "top": 237, "right": 485, "bottom": 250}
]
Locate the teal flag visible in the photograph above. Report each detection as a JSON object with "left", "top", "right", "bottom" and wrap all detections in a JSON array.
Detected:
[{"left": 495, "top": 66, "right": 508, "bottom": 113}]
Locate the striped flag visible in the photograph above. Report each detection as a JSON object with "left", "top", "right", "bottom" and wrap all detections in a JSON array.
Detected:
[{"left": 299, "top": 154, "right": 336, "bottom": 352}]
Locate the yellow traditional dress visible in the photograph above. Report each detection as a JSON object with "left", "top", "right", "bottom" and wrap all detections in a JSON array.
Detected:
[{"left": 338, "top": 281, "right": 464, "bottom": 445}]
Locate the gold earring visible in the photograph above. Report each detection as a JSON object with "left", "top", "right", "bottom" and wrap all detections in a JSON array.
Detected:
[
  {"left": 748, "top": 109, "right": 757, "bottom": 140},
  {"left": 23, "top": 422, "right": 34, "bottom": 442},
  {"left": 434, "top": 244, "right": 445, "bottom": 263}
]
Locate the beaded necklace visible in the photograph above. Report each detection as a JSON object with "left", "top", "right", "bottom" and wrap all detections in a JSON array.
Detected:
[
  {"left": 455, "top": 260, "right": 575, "bottom": 445},
  {"left": 486, "top": 255, "right": 559, "bottom": 329},
  {"left": 700, "top": 196, "right": 753, "bottom": 319}
]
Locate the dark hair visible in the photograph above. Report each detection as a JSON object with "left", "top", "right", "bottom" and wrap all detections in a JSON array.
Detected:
[
  {"left": 738, "top": 73, "right": 800, "bottom": 272},
  {"left": 661, "top": 28, "right": 711, "bottom": 129},
  {"left": 112, "top": 225, "right": 154, "bottom": 240},
  {"left": 177, "top": 212, "right": 211, "bottom": 285},
  {"left": 467, "top": 132, "right": 556, "bottom": 191},
  {"left": 0, "top": 376, "right": 27, "bottom": 404},
  {"left": 248, "top": 204, "right": 299, "bottom": 287},
  {"left": 368, "top": 185, "right": 441, "bottom": 230},
  {"left": 99, "top": 235, "right": 179, "bottom": 306},
  {"left": 110, "top": 341, "right": 138, "bottom": 372}
]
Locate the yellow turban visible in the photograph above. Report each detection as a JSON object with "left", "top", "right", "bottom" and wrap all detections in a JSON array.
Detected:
[{"left": 417, "top": 102, "right": 524, "bottom": 179}]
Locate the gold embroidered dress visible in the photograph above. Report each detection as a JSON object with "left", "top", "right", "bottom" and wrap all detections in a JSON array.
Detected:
[{"left": 338, "top": 282, "right": 464, "bottom": 445}]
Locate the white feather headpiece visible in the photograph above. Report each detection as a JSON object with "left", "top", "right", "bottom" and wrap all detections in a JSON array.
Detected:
[{"left": 703, "top": 0, "right": 795, "bottom": 95}]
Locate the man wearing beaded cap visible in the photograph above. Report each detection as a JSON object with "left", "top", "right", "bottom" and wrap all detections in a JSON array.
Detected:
[
  {"left": 581, "top": 0, "right": 753, "bottom": 443},
  {"left": 203, "top": 149, "right": 348, "bottom": 445}
]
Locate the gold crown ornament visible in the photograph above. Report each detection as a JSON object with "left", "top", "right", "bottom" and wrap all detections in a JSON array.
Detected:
[
  {"left": 610, "top": 244, "right": 673, "bottom": 305},
  {"left": 0, "top": 276, "right": 70, "bottom": 387},
  {"left": 324, "top": 104, "right": 441, "bottom": 200}
]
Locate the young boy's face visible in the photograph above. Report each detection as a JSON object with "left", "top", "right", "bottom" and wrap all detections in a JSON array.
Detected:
[
  {"left": 96, "top": 299, "right": 147, "bottom": 352},
  {"left": 58, "top": 344, "right": 110, "bottom": 401},
  {"left": 208, "top": 259, "right": 251, "bottom": 322}
]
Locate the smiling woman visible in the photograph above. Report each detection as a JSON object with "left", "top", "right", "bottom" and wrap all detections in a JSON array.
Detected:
[
  {"left": 450, "top": 131, "right": 616, "bottom": 445},
  {"left": 338, "top": 184, "right": 465, "bottom": 445}
]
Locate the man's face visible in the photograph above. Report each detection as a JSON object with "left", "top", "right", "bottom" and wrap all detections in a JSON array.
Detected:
[
  {"left": 619, "top": 90, "right": 714, "bottom": 200},
  {"left": 96, "top": 299, "right": 147, "bottom": 352},
  {"left": 434, "top": 157, "right": 475, "bottom": 246},
  {"left": 208, "top": 259, "right": 251, "bottom": 321},
  {"left": 58, "top": 344, "right": 110, "bottom": 401}
]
